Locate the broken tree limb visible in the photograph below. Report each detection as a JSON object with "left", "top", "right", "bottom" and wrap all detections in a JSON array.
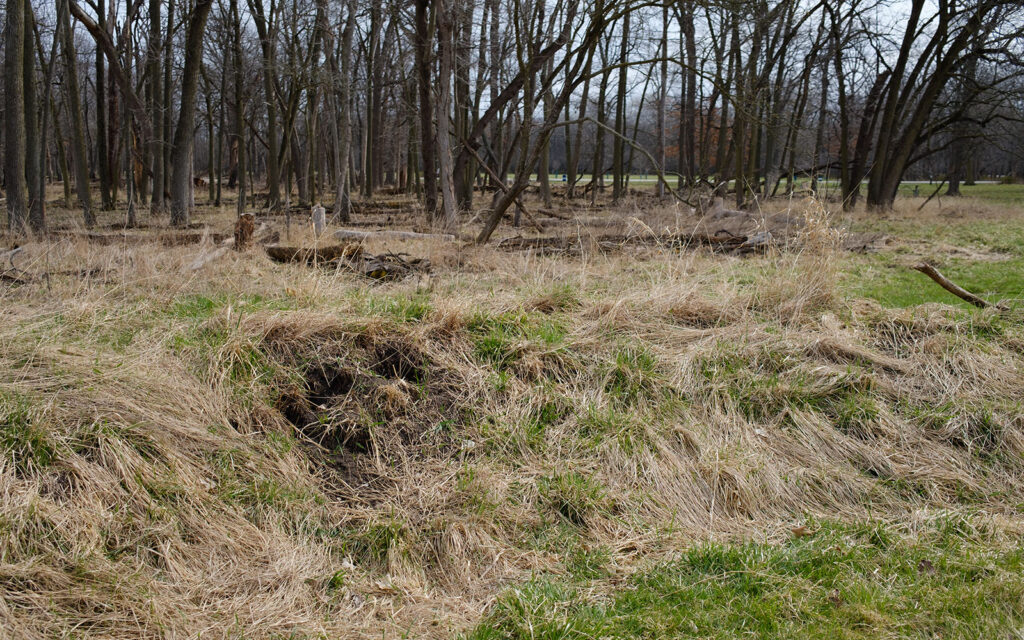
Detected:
[
  {"left": 912, "top": 262, "right": 1004, "bottom": 309},
  {"left": 464, "top": 144, "right": 545, "bottom": 233},
  {"left": 917, "top": 179, "right": 947, "bottom": 211},
  {"left": 496, "top": 231, "right": 748, "bottom": 254},
  {"left": 2, "top": 247, "right": 24, "bottom": 268},
  {"left": 332, "top": 229, "right": 457, "bottom": 242}
]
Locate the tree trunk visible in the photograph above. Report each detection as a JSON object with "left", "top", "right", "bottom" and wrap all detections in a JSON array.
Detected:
[
  {"left": 230, "top": 0, "right": 246, "bottom": 214},
  {"left": 147, "top": 0, "right": 163, "bottom": 212},
  {"left": 169, "top": 0, "right": 215, "bottom": 226},
  {"left": 4, "top": 0, "right": 29, "bottom": 232},
  {"left": 59, "top": 0, "right": 94, "bottom": 225},
  {"left": 656, "top": 5, "right": 667, "bottom": 199},
  {"left": 162, "top": 0, "right": 173, "bottom": 200},
  {"left": 249, "top": 0, "right": 281, "bottom": 211},
  {"left": 24, "top": 0, "right": 43, "bottom": 232},
  {"left": 415, "top": 0, "right": 438, "bottom": 219},
  {"left": 337, "top": 0, "right": 355, "bottom": 219},
  {"left": 435, "top": 0, "right": 458, "bottom": 230},
  {"left": 611, "top": 12, "right": 629, "bottom": 202}
]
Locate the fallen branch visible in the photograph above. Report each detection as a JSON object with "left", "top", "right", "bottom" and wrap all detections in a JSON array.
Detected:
[
  {"left": 496, "top": 231, "right": 749, "bottom": 254},
  {"left": 464, "top": 144, "right": 545, "bottom": 233},
  {"left": 333, "top": 229, "right": 456, "bottom": 243},
  {"left": 265, "top": 243, "right": 363, "bottom": 264},
  {"left": 912, "top": 262, "right": 1005, "bottom": 309},
  {"left": 917, "top": 179, "right": 947, "bottom": 211}
]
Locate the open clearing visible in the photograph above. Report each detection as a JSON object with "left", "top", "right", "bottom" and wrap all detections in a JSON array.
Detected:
[{"left": 2, "top": 187, "right": 1024, "bottom": 638}]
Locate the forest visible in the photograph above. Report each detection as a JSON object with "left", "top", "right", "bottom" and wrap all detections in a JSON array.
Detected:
[
  {"left": 3, "top": 1, "right": 1024, "bottom": 639},
  {"left": 3, "top": 0, "right": 1023, "bottom": 236}
]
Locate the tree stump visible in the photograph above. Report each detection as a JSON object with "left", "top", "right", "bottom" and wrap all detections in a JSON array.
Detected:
[
  {"left": 234, "top": 213, "right": 255, "bottom": 250},
  {"left": 312, "top": 204, "right": 326, "bottom": 237}
]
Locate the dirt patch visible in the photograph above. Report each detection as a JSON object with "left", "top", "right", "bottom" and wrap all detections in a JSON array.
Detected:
[{"left": 267, "top": 330, "right": 457, "bottom": 487}]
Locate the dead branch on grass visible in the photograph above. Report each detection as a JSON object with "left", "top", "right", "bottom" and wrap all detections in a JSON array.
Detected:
[{"left": 912, "top": 262, "right": 1007, "bottom": 309}]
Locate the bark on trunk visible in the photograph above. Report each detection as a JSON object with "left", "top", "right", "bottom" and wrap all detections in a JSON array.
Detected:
[
  {"left": 169, "top": 0, "right": 215, "bottom": 226},
  {"left": 4, "top": 0, "right": 29, "bottom": 233}
]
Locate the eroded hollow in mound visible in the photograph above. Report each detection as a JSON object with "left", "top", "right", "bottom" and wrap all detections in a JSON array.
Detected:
[{"left": 269, "top": 332, "right": 453, "bottom": 466}]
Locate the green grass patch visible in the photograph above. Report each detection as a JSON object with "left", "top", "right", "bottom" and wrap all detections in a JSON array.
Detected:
[
  {"left": 168, "top": 292, "right": 296, "bottom": 322},
  {"left": 841, "top": 252, "right": 1024, "bottom": 309},
  {"left": 466, "top": 518, "right": 1024, "bottom": 639},
  {"left": 361, "top": 292, "right": 433, "bottom": 323},
  {"left": 0, "top": 391, "right": 56, "bottom": 476},
  {"left": 895, "top": 182, "right": 1024, "bottom": 205},
  {"left": 468, "top": 311, "right": 569, "bottom": 371},
  {"left": 604, "top": 345, "right": 660, "bottom": 407},
  {"left": 537, "top": 471, "right": 611, "bottom": 527}
]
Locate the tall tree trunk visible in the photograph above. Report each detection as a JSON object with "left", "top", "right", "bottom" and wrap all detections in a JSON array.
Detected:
[
  {"left": 362, "top": 4, "right": 380, "bottom": 198},
  {"left": 656, "top": 5, "right": 668, "bottom": 199},
  {"left": 169, "top": 0, "right": 215, "bottom": 226},
  {"left": 59, "top": 0, "right": 94, "bottom": 225},
  {"left": 415, "top": 0, "right": 438, "bottom": 218},
  {"left": 336, "top": 0, "right": 355, "bottom": 219},
  {"left": 488, "top": 0, "right": 502, "bottom": 189},
  {"left": 538, "top": 60, "right": 553, "bottom": 209},
  {"left": 162, "top": 0, "right": 173, "bottom": 200},
  {"left": 566, "top": 42, "right": 593, "bottom": 199},
  {"left": 205, "top": 78, "right": 216, "bottom": 203},
  {"left": 4, "top": 0, "right": 29, "bottom": 232},
  {"left": 679, "top": 0, "right": 697, "bottom": 189},
  {"left": 230, "top": 0, "right": 246, "bottom": 214},
  {"left": 148, "top": 0, "right": 164, "bottom": 212},
  {"left": 122, "top": 13, "right": 137, "bottom": 228},
  {"left": 51, "top": 101, "right": 73, "bottom": 206},
  {"left": 435, "top": 0, "right": 458, "bottom": 229},
  {"left": 249, "top": 0, "right": 281, "bottom": 211},
  {"left": 453, "top": 0, "right": 475, "bottom": 208},
  {"left": 216, "top": 49, "right": 226, "bottom": 206},
  {"left": 24, "top": 0, "right": 43, "bottom": 232},
  {"left": 611, "top": 12, "right": 629, "bottom": 202},
  {"left": 591, "top": 44, "right": 610, "bottom": 206},
  {"left": 96, "top": 0, "right": 114, "bottom": 209}
]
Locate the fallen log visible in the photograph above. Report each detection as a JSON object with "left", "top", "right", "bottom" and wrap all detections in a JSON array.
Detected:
[
  {"left": 912, "top": 262, "right": 1005, "bottom": 309},
  {"left": 358, "top": 253, "right": 431, "bottom": 280},
  {"left": 496, "top": 231, "right": 749, "bottom": 253},
  {"left": 264, "top": 243, "right": 428, "bottom": 281},
  {"left": 265, "top": 243, "right": 363, "bottom": 264},
  {"left": 159, "top": 231, "right": 229, "bottom": 246},
  {"left": 333, "top": 229, "right": 456, "bottom": 243}
]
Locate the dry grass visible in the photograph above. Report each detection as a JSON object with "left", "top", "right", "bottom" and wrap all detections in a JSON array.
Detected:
[{"left": 1, "top": 195, "right": 1023, "bottom": 638}]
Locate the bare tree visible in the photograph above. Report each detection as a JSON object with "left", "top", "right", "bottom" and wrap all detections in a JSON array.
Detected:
[
  {"left": 4, "top": 0, "right": 29, "bottom": 233},
  {"left": 169, "top": 0, "right": 216, "bottom": 226}
]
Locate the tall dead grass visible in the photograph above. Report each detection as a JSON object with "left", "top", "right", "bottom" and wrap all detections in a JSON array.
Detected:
[{"left": 2, "top": 199, "right": 1023, "bottom": 637}]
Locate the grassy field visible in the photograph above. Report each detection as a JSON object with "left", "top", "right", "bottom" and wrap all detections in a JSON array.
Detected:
[
  {"left": 518, "top": 176, "right": 1024, "bottom": 205},
  {"left": 2, "top": 185, "right": 1024, "bottom": 638},
  {"left": 894, "top": 181, "right": 1024, "bottom": 205},
  {"left": 469, "top": 518, "right": 1024, "bottom": 639}
]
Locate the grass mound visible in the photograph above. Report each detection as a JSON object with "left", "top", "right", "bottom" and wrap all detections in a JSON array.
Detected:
[{"left": 2, "top": 202, "right": 1024, "bottom": 637}]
